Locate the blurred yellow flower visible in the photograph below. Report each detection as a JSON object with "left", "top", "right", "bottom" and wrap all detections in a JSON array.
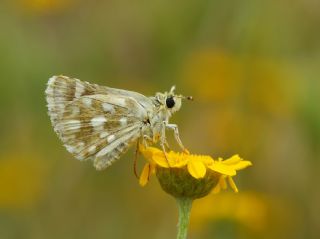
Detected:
[
  {"left": 181, "top": 49, "right": 242, "bottom": 102},
  {"left": 191, "top": 192, "right": 269, "bottom": 233},
  {"left": 181, "top": 48, "right": 295, "bottom": 115},
  {"left": 138, "top": 146, "right": 252, "bottom": 199},
  {"left": 20, "top": 0, "right": 73, "bottom": 14},
  {"left": 0, "top": 152, "right": 47, "bottom": 209}
]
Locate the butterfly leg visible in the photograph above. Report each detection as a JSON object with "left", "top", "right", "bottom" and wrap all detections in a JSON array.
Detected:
[
  {"left": 166, "top": 123, "right": 189, "bottom": 154},
  {"left": 160, "top": 122, "right": 172, "bottom": 167},
  {"left": 142, "top": 135, "right": 153, "bottom": 147},
  {"left": 160, "top": 142, "right": 171, "bottom": 167},
  {"left": 164, "top": 139, "right": 170, "bottom": 151}
]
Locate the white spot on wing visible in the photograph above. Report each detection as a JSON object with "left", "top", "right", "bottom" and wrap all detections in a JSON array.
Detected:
[
  {"left": 102, "top": 103, "right": 115, "bottom": 113},
  {"left": 88, "top": 145, "right": 97, "bottom": 154},
  {"left": 82, "top": 98, "right": 92, "bottom": 107},
  {"left": 114, "top": 98, "right": 126, "bottom": 106},
  {"left": 91, "top": 116, "right": 107, "bottom": 128},
  {"left": 119, "top": 117, "right": 127, "bottom": 126},
  {"left": 107, "top": 135, "right": 115, "bottom": 143}
]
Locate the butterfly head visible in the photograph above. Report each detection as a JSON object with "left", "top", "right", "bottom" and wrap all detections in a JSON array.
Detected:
[{"left": 156, "top": 86, "right": 193, "bottom": 114}]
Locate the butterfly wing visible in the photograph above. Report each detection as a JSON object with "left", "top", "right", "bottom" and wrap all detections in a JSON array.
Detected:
[{"left": 45, "top": 75, "right": 153, "bottom": 170}]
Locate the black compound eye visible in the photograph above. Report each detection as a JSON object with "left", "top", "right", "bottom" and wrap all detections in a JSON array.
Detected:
[{"left": 166, "top": 96, "right": 175, "bottom": 108}]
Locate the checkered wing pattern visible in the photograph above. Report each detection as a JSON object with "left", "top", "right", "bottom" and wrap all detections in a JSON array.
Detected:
[{"left": 45, "top": 75, "right": 150, "bottom": 170}]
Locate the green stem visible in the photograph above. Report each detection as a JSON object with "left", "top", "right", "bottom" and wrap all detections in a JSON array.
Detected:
[{"left": 176, "top": 198, "right": 193, "bottom": 239}]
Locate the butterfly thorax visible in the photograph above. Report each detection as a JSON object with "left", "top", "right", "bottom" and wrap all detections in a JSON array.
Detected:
[{"left": 142, "top": 91, "right": 182, "bottom": 144}]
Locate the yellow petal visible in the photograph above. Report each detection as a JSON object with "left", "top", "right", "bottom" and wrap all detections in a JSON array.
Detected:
[
  {"left": 232, "top": 161, "right": 253, "bottom": 170},
  {"left": 139, "top": 163, "right": 151, "bottom": 187},
  {"left": 151, "top": 151, "right": 189, "bottom": 168},
  {"left": 227, "top": 176, "right": 239, "bottom": 193},
  {"left": 187, "top": 160, "right": 206, "bottom": 179},
  {"left": 212, "top": 176, "right": 224, "bottom": 194},
  {"left": 202, "top": 156, "right": 215, "bottom": 164},
  {"left": 138, "top": 146, "right": 154, "bottom": 162},
  {"left": 208, "top": 162, "right": 237, "bottom": 176},
  {"left": 220, "top": 176, "right": 228, "bottom": 190},
  {"left": 170, "top": 152, "right": 188, "bottom": 167},
  {"left": 152, "top": 155, "right": 170, "bottom": 168},
  {"left": 223, "top": 154, "right": 242, "bottom": 165},
  {"left": 150, "top": 163, "right": 156, "bottom": 175}
]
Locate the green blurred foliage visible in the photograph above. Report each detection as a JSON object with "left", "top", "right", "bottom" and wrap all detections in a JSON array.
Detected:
[{"left": 0, "top": 0, "right": 319, "bottom": 238}]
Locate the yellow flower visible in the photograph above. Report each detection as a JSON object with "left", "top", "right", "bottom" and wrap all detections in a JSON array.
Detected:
[
  {"left": 0, "top": 152, "right": 48, "bottom": 209},
  {"left": 20, "top": 0, "right": 74, "bottom": 14},
  {"left": 191, "top": 192, "right": 269, "bottom": 233},
  {"left": 138, "top": 146, "right": 252, "bottom": 199}
]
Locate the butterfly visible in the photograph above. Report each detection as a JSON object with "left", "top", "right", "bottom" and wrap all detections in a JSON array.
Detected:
[{"left": 45, "top": 75, "right": 192, "bottom": 170}]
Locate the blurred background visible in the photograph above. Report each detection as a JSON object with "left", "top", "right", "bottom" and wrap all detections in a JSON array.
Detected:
[{"left": 0, "top": 0, "right": 319, "bottom": 238}]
